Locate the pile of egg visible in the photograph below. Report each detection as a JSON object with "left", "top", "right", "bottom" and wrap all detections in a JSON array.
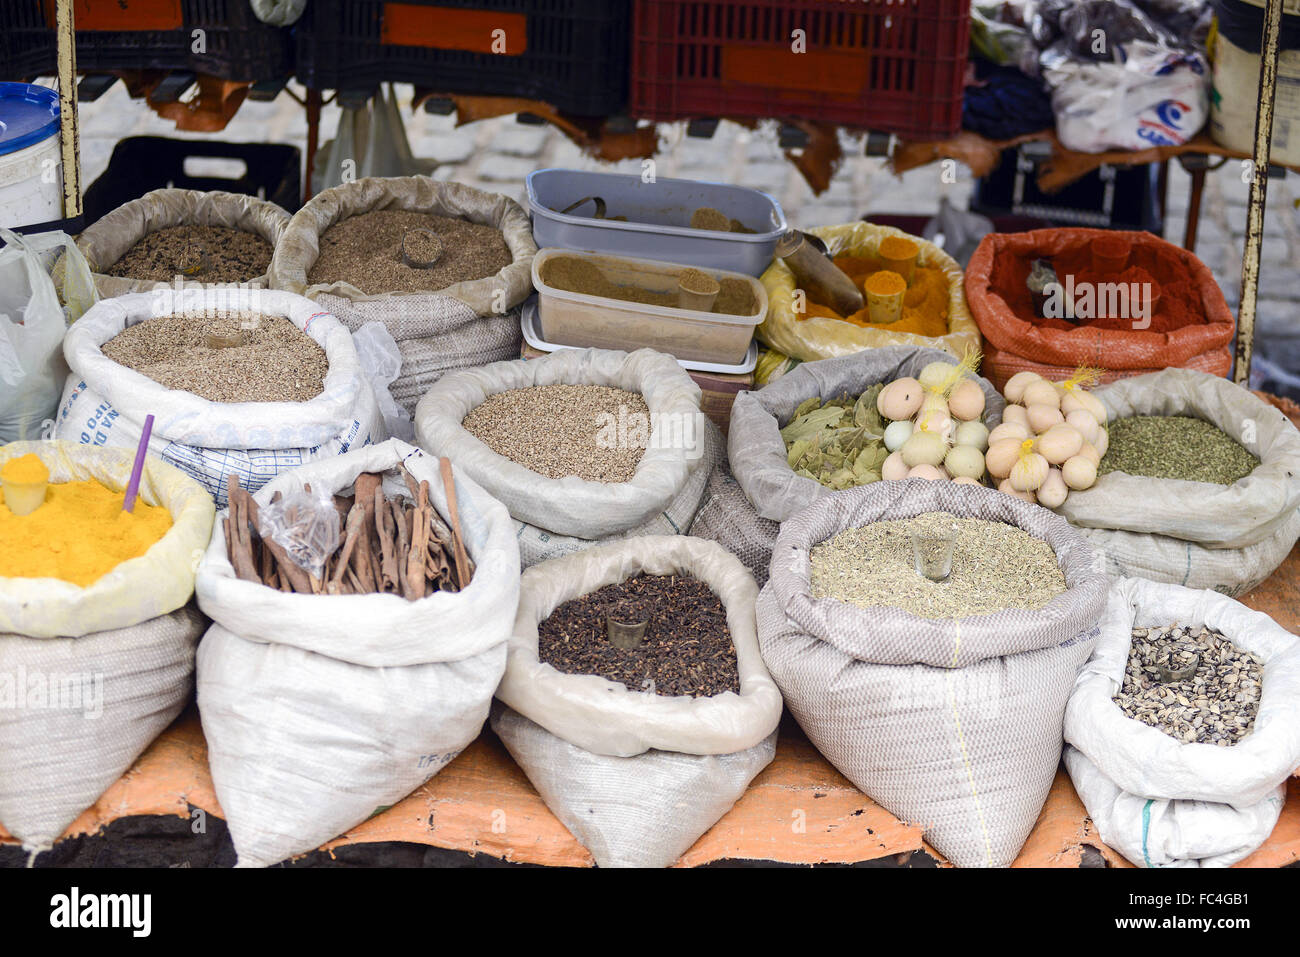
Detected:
[
  {"left": 876, "top": 360, "right": 992, "bottom": 485},
  {"left": 985, "top": 371, "right": 1107, "bottom": 507}
]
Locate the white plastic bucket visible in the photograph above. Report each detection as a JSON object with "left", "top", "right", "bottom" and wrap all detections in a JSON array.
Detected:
[{"left": 0, "top": 83, "right": 63, "bottom": 230}]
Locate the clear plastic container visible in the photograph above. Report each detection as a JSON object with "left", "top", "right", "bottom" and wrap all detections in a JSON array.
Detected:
[{"left": 531, "top": 248, "right": 767, "bottom": 366}]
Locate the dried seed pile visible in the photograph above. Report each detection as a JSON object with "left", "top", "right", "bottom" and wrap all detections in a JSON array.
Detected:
[
  {"left": 1099, "top": 415, "right": 1259, "bottom": 484},
  {"left": 538, "top": 573, "right": 740, "bottom": 697},
  {"left": 1114, "top": 624, "right": 1263, "bottom": 746},
  {"left": 810, "top": 511, "right": 1066, "bottom": 618},
  {"left": 102, "top": 312, "right": 328, "bottom": 403},
  {"left": 103, "top": 225, "right": 273, "bottom": 283},
  {"left": 224, "top": 467, "right": 473, "bottom": 599},
  {"left": 539, "top": 255, "right": 757, "bottom": 316},
  {"left": 462, "top": 384, "right": 648, "bottom": 483},
  {"left": 307, "top": 209, "right": 511, "bottom": 294}
]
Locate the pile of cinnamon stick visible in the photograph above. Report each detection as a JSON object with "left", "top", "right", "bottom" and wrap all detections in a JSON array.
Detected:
[{"left": 224, "top": 461, "right": 473, "bottom": 599}]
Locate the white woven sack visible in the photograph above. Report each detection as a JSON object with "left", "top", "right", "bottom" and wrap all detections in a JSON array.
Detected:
[
  {"left": 268, "top": 176, "right": 537, "bottom": 413},
  {"left": 1064, "top": 577, "right": 1300, "bottom": 867},
  {"left": 72, "top": 188, "right": 290, "bottom": 299},
  {"left": 688, "top": 462, "right": 780, "bottom": 588},
  {"left": 493, "top": 535, "right": 783, "bottom": 867},
  {"left": 0, "top": 442, "right": 213, "bottom": 852},
  {"left": 55, "top": 288, "right": 384, "bottom": 507},
  {"left": 729, "top": 346, "right": 1005, "bottom": 522},
  {"left": 1059, "top": 369, "right": 1300, "bottom": 549},
  {"left": 758, "top": 479, "right": 1109, "bottom": 867},
  {"left": 415, "top": 348, "right": 707, "bottom": 546},
  {"left": 196, "top": 440, "right": 519, "bottom": 867}
]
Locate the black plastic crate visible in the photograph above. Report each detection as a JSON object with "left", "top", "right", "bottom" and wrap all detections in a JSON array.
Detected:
[
  {"left": 971, "top": 145, "right": 1163, "bottom": 234},
  {"left": 83, "top": 136, "right": 301, "bottom": 227},
  {"left": 295, "top": 0, "right": 630, "bottom": 116},
  {"left": 1, "top": 1, "right": 292, "bottom": 83}
]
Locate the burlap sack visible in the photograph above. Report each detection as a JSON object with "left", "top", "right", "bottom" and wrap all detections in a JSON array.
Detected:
[
  {"left": 73, "top": 188, "right": 290, "bottom": 299},
  {"left": 688, "top": 463, "right": 779, "bottom": 587},
  {"left": 1058, "top": 369, "right": 1300, "bottom": 597},
  {"left": 728, "top": 346, "right": 1005, "bottom": 523},
  {"left": 965, "top": 229, "right": 1235, "bottom": 391},
  {"left": 196, "top": 440, "right": 519, "bottom": 867},
  {"left": 0, "top": 441, "right": 214, "bottom": 853},
  {"left": 268, "top": 176, "right": 538, "bottom": 414},
  {"left": 414, "top": 348, "right": 714, "bottom": 567},
  {"left": 758, "top": 222, "right": 980, "bottom": 363},
  {"left": 757, "top": 479, "right": 1109, "bottom": 867},
  {"left": 492, "top": 535, "right": 783, "bottom": 867},
  {"left": 1064, "top": 578, "right": 1300, "bottom": 867}
]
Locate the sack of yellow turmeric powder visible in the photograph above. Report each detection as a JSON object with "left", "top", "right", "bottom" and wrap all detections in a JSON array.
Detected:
[
  {"left": 758, "top": 222, "right": 980, "bottom": 363},
  {"left": 0, "top": 440, "right": 215, "bottom": 855}
]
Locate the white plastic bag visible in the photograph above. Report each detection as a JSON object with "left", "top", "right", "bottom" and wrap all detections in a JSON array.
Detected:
[
  {"left": 1064, "top": 577, "right": 1300, "bottom": 867},
  {"left": 414, "top": 348, "right": 710, "bottom": 552},
  {"left": 492, "top": 535, "right": 783, "bottom": 867},
  {"left": 196, "top": 440, "right": 520, "bottom": 867},
  {"left": 0, "top": 441, "right": 214, "bottom": 852},
  {"left": 0, "top": 228, "right": 95, "bottom": 442},
  {"left": 351, "top": 321, "right": 414, "bottom": 441},
  {"left": 54, "top": 288, "right": 385, "bottom": 506}
]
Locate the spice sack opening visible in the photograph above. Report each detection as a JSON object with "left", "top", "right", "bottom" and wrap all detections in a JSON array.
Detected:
[
  {"left": 196, "top": 440, "right": 520, "bottom": 868},
  {"left": 1064, "top": 577, "right": 1300, "bottom": 867},
  {"left": 758, "top": 221, "right": 980, "bottom": 363},
  {"left": 56, "top": 288, "right": 384, "bottom": 506},
  {"left": 0, "top": 441, "right": 213, "bottom": 851},
  {"left": 728, "top": 346, "right": 1005, "bottom": 523},
  {"left": 492, "top": 535, "right": 782, "bottom": 868},
  {"left": 758, "top": 479, "right": 1109, "bottom": 867},
  {"left": 414, "top": 347, "right": 713, "bottom": 553}
]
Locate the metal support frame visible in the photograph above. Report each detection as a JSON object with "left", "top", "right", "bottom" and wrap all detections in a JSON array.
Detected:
[
  {"left": 1235, "top": 0, "right": 1287, "bottom": 385},
  {"left": 54, "top": 0, "right": 82, "bottom": 225}
]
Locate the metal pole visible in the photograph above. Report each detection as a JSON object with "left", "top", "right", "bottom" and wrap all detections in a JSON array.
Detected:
[
  {"left": 54, "top": 0, "right": 82, "bottom": 224},
  {"left": 1234, "top": 0, "right": 1286, "bottom": 385}
]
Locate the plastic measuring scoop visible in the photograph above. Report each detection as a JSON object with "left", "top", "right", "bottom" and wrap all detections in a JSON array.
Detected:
[
  {"left": 122, "top": 414, "right": 154, "bottom": 513},
  {"left": 0, "top": 453, "right": 49, "bottom": 516}
]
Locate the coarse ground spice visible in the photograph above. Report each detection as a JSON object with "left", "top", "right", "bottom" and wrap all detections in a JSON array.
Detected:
[
  {"left": 810, "top": 511, "right": 1066, "bottom": 618},
  {"left": 462, "top": 384, "right": 649, "bottom": 483},
  {"left": 801, "top": 255, "right": 951, "bottom": 336},
  {"left": 1114, "top": 624, "right": 1263, "bottom": 746},
  {"left": 540, "top": 255, "right": 758, "bottom": 316},
  {"left": 1099, "top": 415, "right": 1259, "bottom": 485},
  {"left": 678, "top": 267, "right": 718, "bottom": 294},
  {"left": 538, "top": 573, "right": 740, "bottom": 697},
  {"left": 103, "top": 225, "right": 273, "bottom": 283},
  {"left": 307, "top": 209, "right": 512, "bottom": 294},
  {"left": 102, "top": 311, "right": 328, "bottom": 403}
]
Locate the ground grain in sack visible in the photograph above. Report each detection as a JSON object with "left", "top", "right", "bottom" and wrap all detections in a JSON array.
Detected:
[
  {"left": 538, "top": 573, "right": 740, "bottom": 697},
  {"left": 307, "top": 209, "right": 512, "bottom": 294},
  {"left": 102, "top": 225, "right": 273, "bottom": 283},
  {"left": 461, "top": 384, "right": 648, "bottom": 483},
  {"left": 810, "top": 511, "right": 1066, "bottom": 618},
  {"left": 102, "top": 312, "right": 327, "bottom": 403},
  {"left": 1099, "top": 415, "right": 1259, "bottom": 485},
  {"left": 1114, "top": 624, "right": 1263, "bottom": 746}
]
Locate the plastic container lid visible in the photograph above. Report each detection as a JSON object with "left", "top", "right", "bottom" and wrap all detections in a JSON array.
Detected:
[{"left": 0, "top": 83, "right": 60, "bottom": 158}]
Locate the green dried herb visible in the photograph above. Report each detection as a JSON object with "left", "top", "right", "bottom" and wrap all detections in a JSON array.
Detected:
[
  {"left": 1099, "top": 415, "right": 1259, "bottom": 485},
  {"left": 781, "top": 386, "right": 888, "bottom": 490}
]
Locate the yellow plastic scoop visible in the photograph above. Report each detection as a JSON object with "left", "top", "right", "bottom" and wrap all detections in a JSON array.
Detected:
[{"left": 1, "top": 453, "right": 50, "bottom": 516}]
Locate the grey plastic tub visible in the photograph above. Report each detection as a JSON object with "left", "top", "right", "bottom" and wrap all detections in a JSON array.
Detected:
[{"left": 526, "top": 168, "right": 787, "bottom": 276}]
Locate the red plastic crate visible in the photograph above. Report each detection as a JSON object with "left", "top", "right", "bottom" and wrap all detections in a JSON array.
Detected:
[{"left": 631, "top": 0, "right": 971, "bottom": 139}]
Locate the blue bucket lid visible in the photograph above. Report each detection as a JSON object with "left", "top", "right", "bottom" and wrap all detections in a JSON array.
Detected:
[{"left": 0, "top": 83, "right": 60, "bottom": 158}]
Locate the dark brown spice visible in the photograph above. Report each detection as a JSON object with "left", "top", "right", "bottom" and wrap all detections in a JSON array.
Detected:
[
  {"left": 538, "top": 573, "right": 740, "bottom": 697},
  {"left": 104, "top": 225, "right": 273, "bottom": 283}
]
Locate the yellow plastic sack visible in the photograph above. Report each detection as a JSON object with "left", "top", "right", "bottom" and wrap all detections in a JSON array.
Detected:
[
  {"left": 758, "top": 222, "right": 980, "bottom": 363},
  {"left": 0, "top": 441, "right": 215, "bottom": 638}
]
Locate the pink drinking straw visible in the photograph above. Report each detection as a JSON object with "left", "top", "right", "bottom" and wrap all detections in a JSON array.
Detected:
[{"left": 122, "top": 414, "right": 154, "bottom": 513}]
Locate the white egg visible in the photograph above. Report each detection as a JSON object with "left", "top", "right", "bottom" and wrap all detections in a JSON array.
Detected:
[
  {"left": 944, "top": 445, "right": 986, "bottom": 480},
  {"left": 883, "top": 419, "right": 914, "bottom": 452},
  {"left": 953, "top": 420, "right": 990, "bottom": 452},
  {"left": 1037, "top": 468, "right": 1069, "bottom": 508},
  {"left": 1003, "top": 371, "right": 1042, "bottom": 404}
]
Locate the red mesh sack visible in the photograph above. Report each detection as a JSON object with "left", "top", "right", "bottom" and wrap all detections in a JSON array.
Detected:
[{"left": 965, "top": 228, "right": 1235, "bottom": 390}]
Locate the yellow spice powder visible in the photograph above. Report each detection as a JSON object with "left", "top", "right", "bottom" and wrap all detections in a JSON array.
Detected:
[{"left": 0, "top": 478, "right": 172, "bottom": 586}]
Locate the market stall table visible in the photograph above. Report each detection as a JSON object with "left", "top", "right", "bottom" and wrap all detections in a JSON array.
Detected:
[{"left": 4, "top": 541, "right": 1300, "bottom": 868}]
